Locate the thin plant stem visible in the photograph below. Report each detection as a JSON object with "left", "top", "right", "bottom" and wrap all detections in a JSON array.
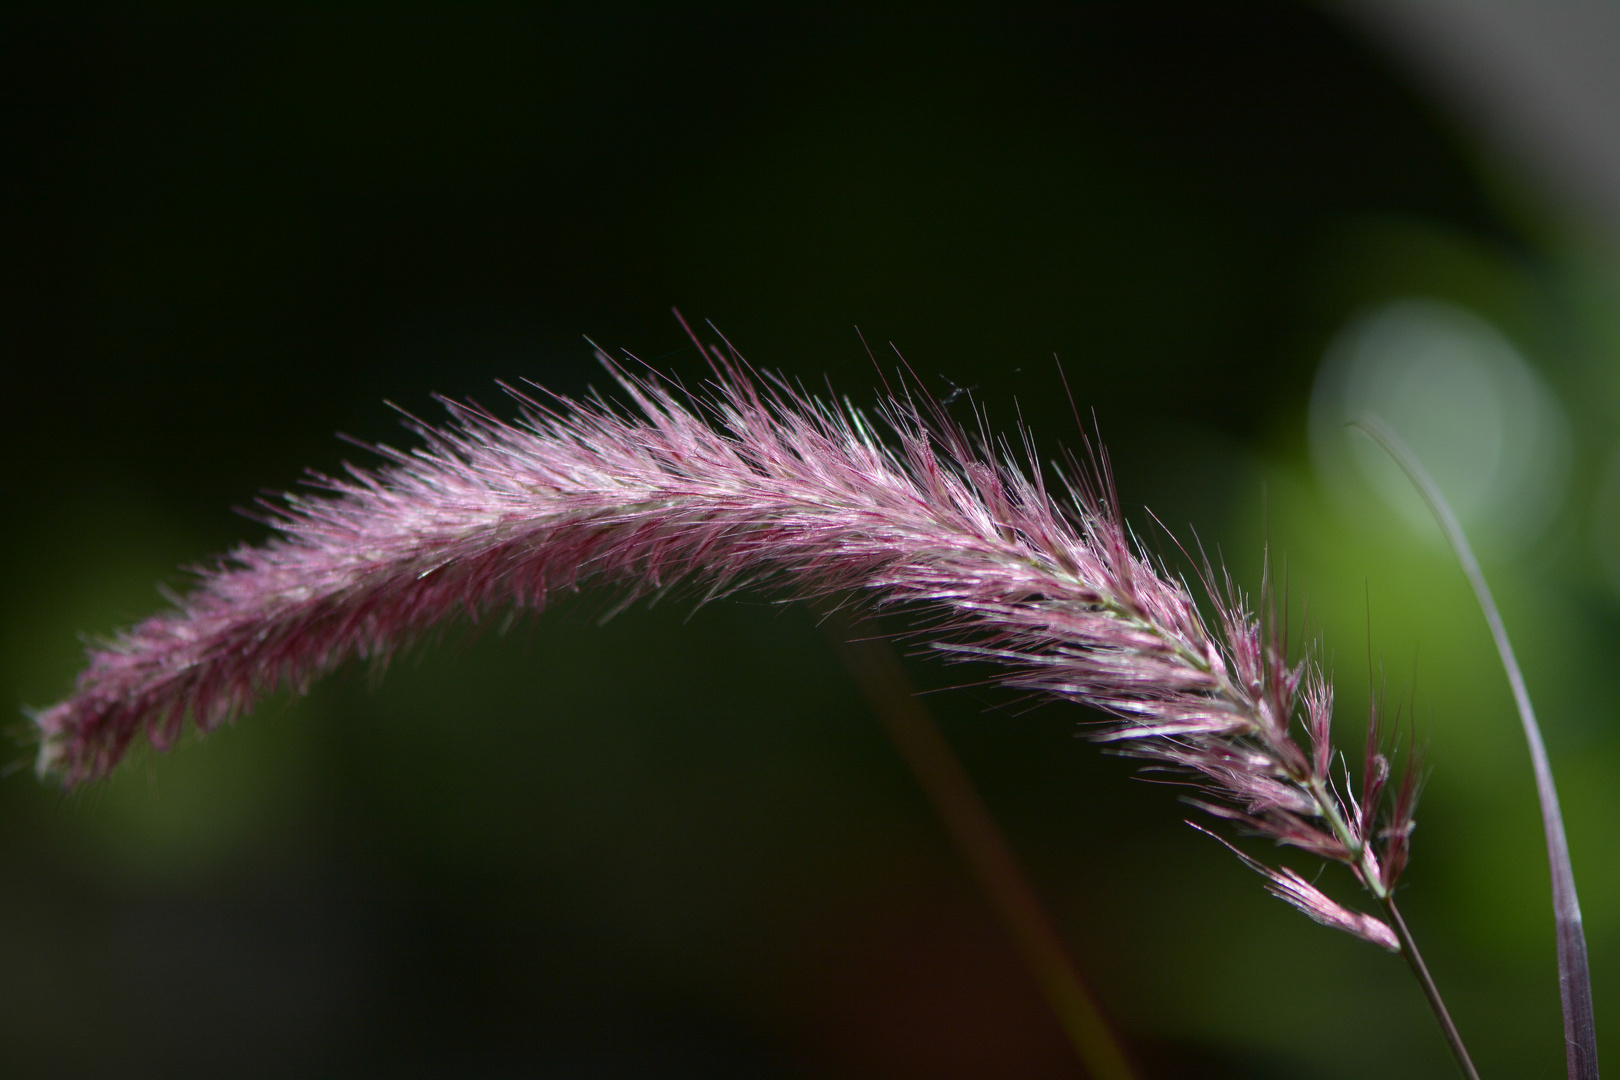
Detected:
[
  {"left": 822, "top": 612, "right": 1139, "bottom": 1080},
  {"left": 1383, "top": 895, "right": 1483, "bottom": 1080},
  {"left": 1355, "top": 415, "right": 1598, "bottom": 1080}
]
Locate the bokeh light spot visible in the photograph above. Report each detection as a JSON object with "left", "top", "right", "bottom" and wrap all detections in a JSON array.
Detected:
[{"left": 1309, "top": 298, "right": 1571, "bottom": 558}]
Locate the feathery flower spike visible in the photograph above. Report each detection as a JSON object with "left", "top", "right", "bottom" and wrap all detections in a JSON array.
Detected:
[{"left": 32, "top": 332, "right": 1469, "bottom": 1068}]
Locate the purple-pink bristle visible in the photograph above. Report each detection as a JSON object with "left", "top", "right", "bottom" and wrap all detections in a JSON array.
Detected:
[{"left": 33, "top": 338, "right": 1416, "bottom": 955}]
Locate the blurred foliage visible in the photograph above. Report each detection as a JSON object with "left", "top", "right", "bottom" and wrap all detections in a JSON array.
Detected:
[{"left": 2, "top": 4, "right": 1615, "bottom": 1078}]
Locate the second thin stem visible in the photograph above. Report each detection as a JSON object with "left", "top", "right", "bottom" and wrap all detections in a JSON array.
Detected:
[{"left": 823, "top": 612, "right": 1138, "bottom": 1080}]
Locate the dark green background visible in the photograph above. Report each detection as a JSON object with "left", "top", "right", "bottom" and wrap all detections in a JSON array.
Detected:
[{"left": 3, "top": 5, "right": 1613, "bottom": 1078}]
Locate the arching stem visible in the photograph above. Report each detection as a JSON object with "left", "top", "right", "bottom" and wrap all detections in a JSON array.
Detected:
[{"left": 1355, "top": 415, "right": 1597, "bottom": 1080}]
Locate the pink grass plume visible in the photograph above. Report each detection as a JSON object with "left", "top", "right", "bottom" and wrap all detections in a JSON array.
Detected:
[{"left": 31, "top": 325, "right": 1474, "bottom": 1072}]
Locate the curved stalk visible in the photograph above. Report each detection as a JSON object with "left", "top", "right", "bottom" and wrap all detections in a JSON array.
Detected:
[{"left": 1354, "top": 416, "right": 1598, "bottom": 1080}]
